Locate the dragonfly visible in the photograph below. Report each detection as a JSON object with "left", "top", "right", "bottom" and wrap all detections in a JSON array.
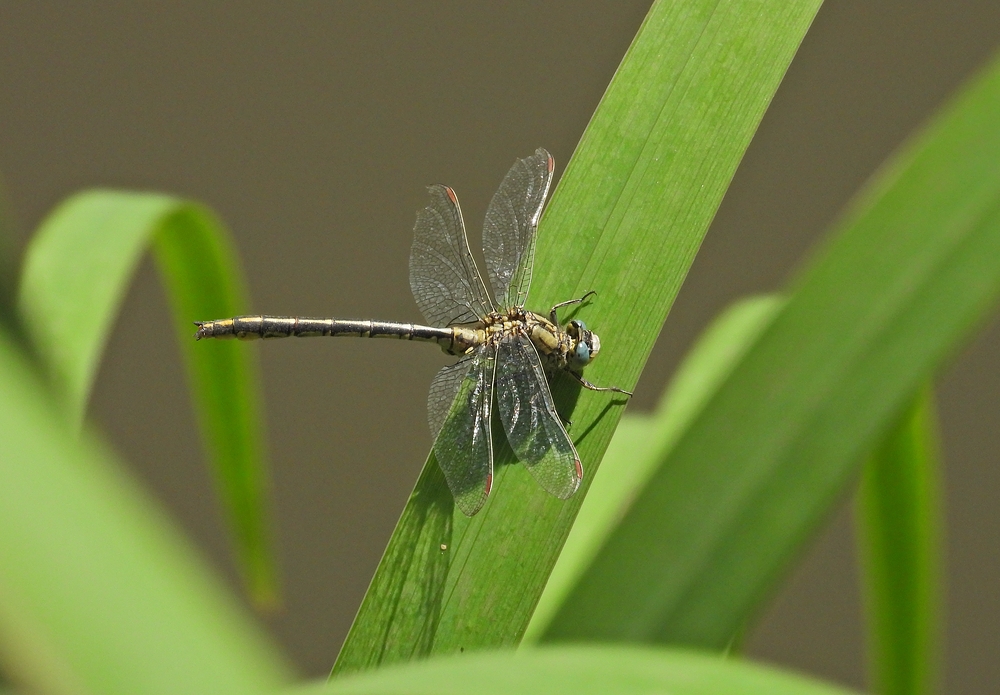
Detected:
[{"left": 196, "top": 148, "right": 630, "bottom": 515}]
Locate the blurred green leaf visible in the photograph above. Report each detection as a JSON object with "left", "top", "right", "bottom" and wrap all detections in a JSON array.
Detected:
[
  {"left": 333, "top": 0, "right": 823, "bottom": 673},
  {"left": 17, "top": 191, "right": 278, "bottom": 606},
  {"left": 543, "top": 50, "right": 1000, "bottom": 647},
  {"left": 0, "top": 327, "right": 290, "bottom": 694},
  {"left": 310, "top": 645, "right": 856, "bottom": 695},
  {"left": 857, "top": 387, "right": 942, "bottom": 695},
  {"left": 526, "top": 295, "right": 784, "bottom": 640}
]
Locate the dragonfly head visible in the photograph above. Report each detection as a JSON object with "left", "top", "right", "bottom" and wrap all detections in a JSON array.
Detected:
[{"left": 568, "top": 319, "right": 601, "bottom": 367}]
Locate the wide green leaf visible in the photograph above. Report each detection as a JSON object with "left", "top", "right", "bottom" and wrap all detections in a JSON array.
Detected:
[
  {"left": 857, "top": 387, "right": 942, "bottom": 695},
  {"left": 332, "top": 0, "right": 823, "bottom": 673},
  {"left": 526, "top": 295, "right": 784, "bottom": 640},
  {"left": 310, "top": 645, "right": 856, "bottom": 695},
  {"left": 17, "top": 191, "right": 277, "bottom": 606},
  {"left": 542, "top": 50, "right": 1000, "bottom": 646},
  {"left": 0, "top": 328, "right": 290, "bottom": 694}
]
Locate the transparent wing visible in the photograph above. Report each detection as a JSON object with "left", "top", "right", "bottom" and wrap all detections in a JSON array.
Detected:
[
  {"left": 410, "top": 184, "right": 494, "bottom": 327},
  {"left": 429, "top": 346, "right": 497, "bottom": 516},
  {"left": 483, "top": 148, "right": 554, "bottom": 311},
  {"left": 427, "top": 355, "right": 474, "bottom": 439},
  {"left": 495, "top": 334, "right": 582, "bottom": 500}
]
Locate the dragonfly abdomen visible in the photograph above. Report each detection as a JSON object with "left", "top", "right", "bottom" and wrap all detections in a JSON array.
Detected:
[{"left": 195, "top": 315, "right": 464, "bottom": 349}]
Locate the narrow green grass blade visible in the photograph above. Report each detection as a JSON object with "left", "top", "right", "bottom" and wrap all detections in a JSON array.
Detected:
[
  {"left": 316, "top": 645, "right": 856, "bottom": 695},
  {"left": 333, "top": 0, "right": 822, "bottom": 673},
  {"left": 0, "top": 328, "right": 290, "bottom": 694},
  {"left": 543, "top": 51, "right": 1000, "bottom": 647},
  {"left": 526, "top": 295, "right": 784, "bottom": 641},
  {"left": 857, "top": 387, "right": 942, "bottom": 695},
  {"left": 153, "top": 202, "right": 279, "bottom": 609},
  {"left": 17, "top": 191, "right": 278, "bottom": 607}
]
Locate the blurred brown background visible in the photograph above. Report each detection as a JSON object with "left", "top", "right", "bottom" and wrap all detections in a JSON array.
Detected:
[{"left": 1, "top": 2, "right": 998, "bottom": 692}]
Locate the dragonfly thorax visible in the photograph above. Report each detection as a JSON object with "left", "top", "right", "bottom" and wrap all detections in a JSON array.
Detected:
[
  {"left": 518, "top": 310, "right": 602, "bottom": 372},
  {"left": 444, "top": 308, "right": 599, "bottom": 372}
]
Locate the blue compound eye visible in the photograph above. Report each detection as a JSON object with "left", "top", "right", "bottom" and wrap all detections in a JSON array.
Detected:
[{"left": 575, "top": 341, "right": 592, "bottom": 364}]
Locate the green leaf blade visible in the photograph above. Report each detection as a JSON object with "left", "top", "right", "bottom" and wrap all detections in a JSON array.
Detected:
[
  {"left": 153, "top": 204, "right": 279, "bottom": 608},
  {"left": 526, "top": 295, "right": 784, "bottom": 641},
  {"left": 857, "top": 387, "right": 942, "bottom": 695},
  {"left": 319, "top": 645, "right": 858, "bottom": 695},
  {"left": 18, "top": 191, "right": 177, "bottom": 418},
  {"left": 334, "top": 0, "right": 822, "bottom": 673},
  {"left": 0, "top": 330, "right": 290, "bottom": 695},
  {"left": 543, "top": 51, "right": 1000, "bottom": 647},
  {"left": 17, "top": 190, "right": 278, "bottom": 606}
]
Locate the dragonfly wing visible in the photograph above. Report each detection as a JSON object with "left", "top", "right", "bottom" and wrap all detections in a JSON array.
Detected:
[
  {"left": 427, "top": 354, "right": 473, "bottom": 439},
  {"left": 410, "top": 184, "right": 494, "bottom": 327},
  {"left": 430, "top": 346, "right": 497, "bottom": 516},
  {"left": 482, "top": 149, "right": 554, "bottom": 311},
  {"left": 496, "top": 334, "right": 582, "bottom": 500}
]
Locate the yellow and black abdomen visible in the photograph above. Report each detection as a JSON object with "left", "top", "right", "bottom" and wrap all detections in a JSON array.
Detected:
[{"left": 195, "top": 315, "right": 463, "bottom": 348}]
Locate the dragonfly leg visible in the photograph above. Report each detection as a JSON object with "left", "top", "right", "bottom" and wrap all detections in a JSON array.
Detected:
[
  {"left": 549, "top": 290, "right": 597, "bottom": 324},
  {"left": 567, "top": 369, "right": 633, "bottom": 396}
]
